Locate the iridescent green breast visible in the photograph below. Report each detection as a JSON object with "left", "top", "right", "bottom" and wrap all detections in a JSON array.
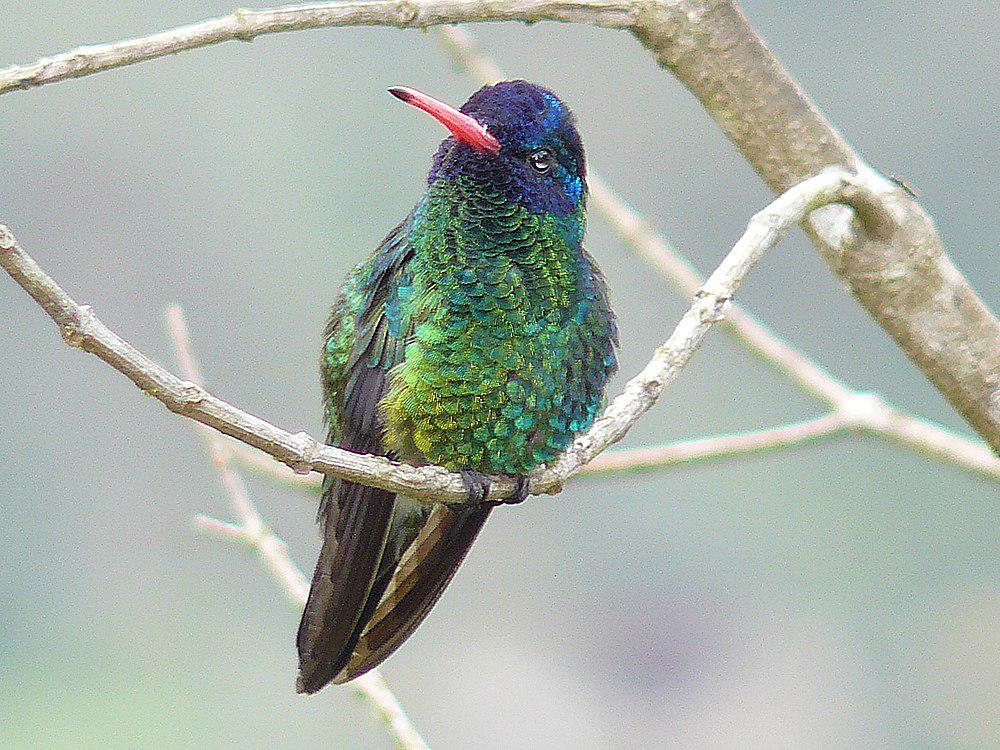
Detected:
[{"left": 379, "top": 179, "right": 617, "bottom": 475}]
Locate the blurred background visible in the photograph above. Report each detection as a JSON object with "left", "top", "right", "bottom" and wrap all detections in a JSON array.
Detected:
[{"left": 1, "top": 2, "right": 997, "bottom": 748}]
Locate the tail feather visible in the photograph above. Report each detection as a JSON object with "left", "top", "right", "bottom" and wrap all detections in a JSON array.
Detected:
[
  {"left": 297, "top": 478, "right": 493, "bottom": 692},
  {"left": 331, "top": 503, "right": 492, "bottom": 684},
  {"left": 296, "top": 479, "right": 396, "bottom": 694}
]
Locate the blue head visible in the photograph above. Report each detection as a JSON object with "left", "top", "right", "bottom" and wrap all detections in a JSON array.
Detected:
[{"left": 390, "top": 81, "right": 587, "bottom": 218}]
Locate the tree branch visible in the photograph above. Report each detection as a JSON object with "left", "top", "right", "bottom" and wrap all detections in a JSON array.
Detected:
[
  {"left": 218, "top": 395, "right": 1000, "bottom": 484},
  {"left": 1, "top": 169, "right": 912, "bottom": 505},
  {"left": 577, "top": 414, "right": 848, "bottom": 474},
  {"left": 0, "top": 0, "right": 636, "bottom": 96},
  {"left": 169, "top": 306, "right": 429, "bottom": 750},
  {"left": 195, "top": 511, "right": 430, "bottom": 750},
  {"left": 4, "top": 0, "right": 994, "bottom": 448},
  {"left": 193, "top": 513, "right": 430, "bottom": 750},
  {"left": 628, "top": 0, "right": 1000, "bottom": 447}
]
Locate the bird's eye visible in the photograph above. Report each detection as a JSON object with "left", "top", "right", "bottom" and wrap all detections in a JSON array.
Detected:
[{"left": 528, "top": 149, "right": 555, "bottom": 175}]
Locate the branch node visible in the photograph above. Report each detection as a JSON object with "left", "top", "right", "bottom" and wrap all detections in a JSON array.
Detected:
[
  {"left": 193, "top": 514, "right": 246, "bottom": 541},
  {"left": 839, "top": 391, "right": 892, "bottom": 431},
  {"left": 232, "top": 8, "right": 257, "bottom": 41},
  {"left": 395, "top": 0, "right": 421, "bottom": 27},
  {"left": 696, "top": 291, "right": 732, "bottom": 323},
  {"left": 59, "top": 305, "right": 94, "bottom": 347},
  {"left": 640, "top": 378, "right": 661, "bottom": 399},
  {"left": 177, "top": 380, "right": 207, "bottom": 406},
  {"left": 245, "top": 515, "right": 266, "bottom": 540},
  {"left": 0, "top": 225, "right": 16, "bottom": 252},
  {"left": 289, "top": 431, "right": 318, "bottom": 474}
]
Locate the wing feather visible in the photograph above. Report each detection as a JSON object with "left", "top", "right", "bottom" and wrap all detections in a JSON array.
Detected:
[{"left": 296, "top": 219, "right": 417, "bottom": 694}]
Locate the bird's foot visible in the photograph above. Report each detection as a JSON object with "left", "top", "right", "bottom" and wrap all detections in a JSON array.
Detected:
[
  {"left": 458, "top": 472, "right": 530, "bottom": 508},
  {"left": 504, "top": 476, "right": 531, "bottom": 506},
  {"left": 460, "top": 470, "right": 492, "bottom": 507}
]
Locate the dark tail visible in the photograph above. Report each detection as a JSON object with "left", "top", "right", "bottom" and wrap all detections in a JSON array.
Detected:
[
  {"left": 330, "top": 503, "right": 492, "bottom": 684},
  {"left": 296, "top": 479, "right": 396, "bottom": 694}
]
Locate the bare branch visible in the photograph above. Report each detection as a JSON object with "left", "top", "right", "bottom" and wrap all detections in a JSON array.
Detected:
[
  {"left": 3, "top": 169, "right": 920, "bottom": 506},
  {"left": 222, "top": 416, "right": 848, "bottom": 487},
  {"left": 851, "top": 396, "right": 1000, "bottom": 479},
  {"left": 171, "top": 307, "right": 428, "bottom": 750},
  {"left": 628, "top": 0, "right": 1000, "bottom": 447},
  {"left": 4, "top": 0, "right": 993, "bottom": 447},
  {"left": 226, "top": 397, "right": 1000, "bottom": 483},
  {"left": 0, "top": 221, "right": 477, "bottom": 502},
  {"left": 195, "top": 511, "right": 309, "bottom": 606},
  {"left": 349, "top": 670, "right": 432, "bottom": 750},
  {"left": 194, "top": 513, "right": 429, "bottom": 750},
  {"left": 539, "top": 169, "right": 893, "bottom": 485},
  {"left": 577, "top": 414, "right": 849, "bottom": 474},
  {"left": 168, "top": 305, "right": 311, "bottom": 603},
  {"left": 0, "top": 0, "right": 640, "bottom": 96}
]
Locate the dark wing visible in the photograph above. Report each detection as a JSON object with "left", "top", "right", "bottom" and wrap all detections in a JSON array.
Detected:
[{"left": 296, "top": 220, "right": 416, "bottom": 694}]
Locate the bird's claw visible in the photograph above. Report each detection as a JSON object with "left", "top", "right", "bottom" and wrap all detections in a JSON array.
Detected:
[
  {"left": 505, "top": 476, "right": 530, "bottom": 505},
  {"left": 459, "top": 472, "right": 530, "bottom": 508},
  {"left": 460, "top": 470, "right": 492, "bottom": 506}
]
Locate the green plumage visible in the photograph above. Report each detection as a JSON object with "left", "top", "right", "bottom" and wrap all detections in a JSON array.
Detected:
[{"left": 323, "top": 175, "right": 615, "bottom": 475}]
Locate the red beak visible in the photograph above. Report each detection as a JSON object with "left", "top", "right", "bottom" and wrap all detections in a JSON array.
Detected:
[{"left": 388, "top": 86, "right": 501, "bottom": 155}]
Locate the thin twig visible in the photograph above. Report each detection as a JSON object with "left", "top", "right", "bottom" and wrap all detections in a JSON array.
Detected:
[
  {"left": 194, "top": 511, "right": 430, "bottom": 750},
  {"left": 194, "top": 513, "right": 309, "bottom": 606},
  {"left": 169, "top": 306, "right": 429, "bottom": 750},
  {"left": 577, "top": 413, "right": 849, "bottom": 474},
  {"left": 435, "top": 24, "right": 1000, "bottom": 480},
  {"left": 4, "top": 169, "right": 944, "bottom": 507}
]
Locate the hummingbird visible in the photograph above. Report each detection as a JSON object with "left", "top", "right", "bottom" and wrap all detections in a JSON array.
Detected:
[{"left": 296, "top": 81, "right": 618, "bottom": 693}]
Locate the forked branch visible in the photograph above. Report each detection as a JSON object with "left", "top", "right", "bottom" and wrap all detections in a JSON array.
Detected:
[{"left": 166, "top": 306, "right": 428, "bottom": 749}]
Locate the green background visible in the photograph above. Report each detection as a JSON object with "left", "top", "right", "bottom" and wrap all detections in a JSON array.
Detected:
[{"left": 1, "top": 2, "right": 996, "bottom": 747}]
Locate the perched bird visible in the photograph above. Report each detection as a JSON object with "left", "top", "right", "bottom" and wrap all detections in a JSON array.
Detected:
[{"left": 296, "top": 81, "right": 618, "bottom": 693}]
